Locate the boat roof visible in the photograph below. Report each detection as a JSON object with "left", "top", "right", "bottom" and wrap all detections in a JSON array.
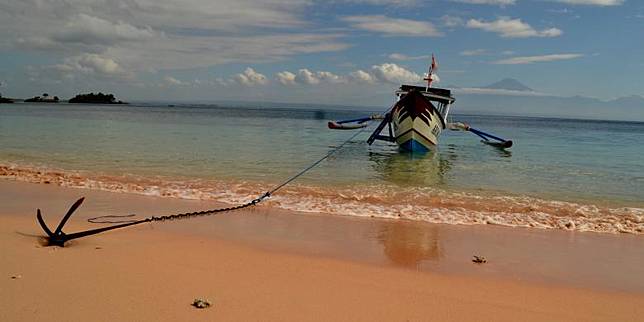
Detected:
[{"left": 397, "top": 85, "right": 454, "bottom": 103}]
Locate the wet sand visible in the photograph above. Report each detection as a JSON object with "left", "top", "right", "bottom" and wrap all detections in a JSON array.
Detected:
[{"left": 1, "top": 180, "right": 643, "bottom": 321}]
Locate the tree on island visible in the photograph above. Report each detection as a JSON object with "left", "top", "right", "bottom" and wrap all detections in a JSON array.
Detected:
[
  {"left": 0, "top": 93, "right": 14, "bottom": 104},
  {"left": 68, "top": 92, "right": 126, "bottom": 104},
  {"left": 25, "top": 93, "right": 60, "bottom": 103}
]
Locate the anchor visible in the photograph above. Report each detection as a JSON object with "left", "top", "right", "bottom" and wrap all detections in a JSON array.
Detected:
[{"left": 36, "top": 197, "right": 146, "bottom": 247}]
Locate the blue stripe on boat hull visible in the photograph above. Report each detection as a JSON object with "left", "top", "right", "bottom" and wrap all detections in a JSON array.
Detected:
[{"left": 399, "top": 138, "right": 431, "bottom": 152}]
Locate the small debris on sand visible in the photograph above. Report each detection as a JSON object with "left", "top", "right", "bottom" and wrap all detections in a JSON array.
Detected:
[
  {"left": 11, "top": 275, "right": 22, "bottom": 279},
  {"left": 192, "top": 298, "right": 212, "bottom": 309},
  {"left": 472, "top": 255, "right": 487, "bottom": 264}
]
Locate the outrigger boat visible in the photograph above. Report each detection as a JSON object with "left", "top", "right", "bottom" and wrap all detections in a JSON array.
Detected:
[{"left": 328, "top": 54, "right": 513, "bottom": 151}]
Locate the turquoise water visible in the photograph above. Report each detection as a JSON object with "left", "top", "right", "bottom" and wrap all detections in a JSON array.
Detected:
[{"left": 1, "top": 103, "right": 642, "bottom": 233}]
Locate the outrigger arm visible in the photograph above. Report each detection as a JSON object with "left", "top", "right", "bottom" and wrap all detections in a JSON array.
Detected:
[
  {"left": 327, "top": 114, "right": 384, "bottom": 130},
  {"left": 366, "top": 112, "right": 395, "bottom": 144}
]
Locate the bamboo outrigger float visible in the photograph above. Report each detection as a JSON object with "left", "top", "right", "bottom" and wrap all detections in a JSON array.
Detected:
[{"left": 328, "top": 54, "right": 513, "bottom": 151}]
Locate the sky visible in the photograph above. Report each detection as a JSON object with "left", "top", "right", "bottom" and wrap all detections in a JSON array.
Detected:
[{"left": 1, "top": 0, "right": 643, "bottom": 108}]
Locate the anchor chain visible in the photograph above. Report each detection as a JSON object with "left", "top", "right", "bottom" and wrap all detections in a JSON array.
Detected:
[
  {"left": 87, "top": 125, "right": 368, "bottom": 225},
  {"left": 89, "top": 192, "right": 272, "bottom": 224},
  {"left": 36, "top": 124, "right": 368, "bottom": 246}
]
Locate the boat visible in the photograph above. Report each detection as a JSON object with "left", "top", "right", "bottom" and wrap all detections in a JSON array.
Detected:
[
  {"left": 328, "top": 54, "right": 512, "bottom": 152},
  {"left": 388, "top": 85, "right": 454, "bottom": 152},
  {"left": 367, "top": 54, "right": 455, "bottom": 152}
]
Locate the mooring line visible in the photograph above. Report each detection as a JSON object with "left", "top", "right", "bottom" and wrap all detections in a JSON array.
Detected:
[{"left": 87, "top": 126, "right": 369, "bottom": 225}]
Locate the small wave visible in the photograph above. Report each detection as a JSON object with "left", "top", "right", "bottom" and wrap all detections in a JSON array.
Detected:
[{"left": 1, "top": 163, "right": 642, "bottom": 234}]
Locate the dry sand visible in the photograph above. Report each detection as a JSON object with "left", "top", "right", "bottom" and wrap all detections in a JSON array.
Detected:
[{"left": 1, "top": 181, "right": 643, "bottom": 321}]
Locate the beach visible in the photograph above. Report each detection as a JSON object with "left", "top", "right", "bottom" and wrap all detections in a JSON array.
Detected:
[
  {"left": 4, "top": 0, "right": 644, "bottom": 319},
  {"left": 2, "top": 180, "right": 643, "bottom": 321}
]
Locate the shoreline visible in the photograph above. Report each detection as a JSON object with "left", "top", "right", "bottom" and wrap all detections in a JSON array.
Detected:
[
  {"left": 2, "top": 180, "right": 644, "bottom": 321},
  {"left": 2, "top": 163, "right": 642, "bottom": 235},
  {"left": 3, "top": 180, "right": 644, "bottom": 291}
]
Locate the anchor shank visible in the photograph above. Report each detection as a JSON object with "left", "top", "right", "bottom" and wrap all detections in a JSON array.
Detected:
[{"left": 63, "top": 220, "right": 148, "bottom": 241}]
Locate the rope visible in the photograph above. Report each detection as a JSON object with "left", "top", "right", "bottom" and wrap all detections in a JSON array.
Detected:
[
  {"left": 87, "top": 126, "right": 369, "bottom": 225},
  {"left": 267, "top": 127, "right": 367, "bottom": 195}
]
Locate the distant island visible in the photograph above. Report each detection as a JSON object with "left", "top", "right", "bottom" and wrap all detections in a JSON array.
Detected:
[
  {"left": 0, "top": 94, "right": 14, "bottom": 104},
  {"left": 25, "top": 93, "right": 59, "bottom": 103},
  {"left": 68, "top": 92, "right": 126, "bottom": 104}
]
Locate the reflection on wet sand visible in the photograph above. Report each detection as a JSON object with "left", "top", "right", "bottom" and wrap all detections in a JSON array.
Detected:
[
  {"left": 377, "top": 221, "right": 442, "bottom": 268},
  {"left": 366, "top": 148, "right": 451, "bottom": 267}
]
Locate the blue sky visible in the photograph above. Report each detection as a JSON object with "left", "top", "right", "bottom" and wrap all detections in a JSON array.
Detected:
[{"left": 0, "top": 0, "right": 642, "bottom": 107}]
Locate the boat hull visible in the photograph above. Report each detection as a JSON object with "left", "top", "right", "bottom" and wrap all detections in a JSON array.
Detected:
[{"left": 392, "top": 90, "right": 444, "bottom": 152}]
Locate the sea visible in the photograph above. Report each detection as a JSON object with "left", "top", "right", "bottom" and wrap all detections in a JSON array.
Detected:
[{"left": 1, "top": 102, "right": 642, "bottom": 234}]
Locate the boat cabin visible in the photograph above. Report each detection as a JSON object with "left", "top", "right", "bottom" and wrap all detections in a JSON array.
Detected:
[{"left": 395, "top": 85, "right": 455, "bottom": 124}]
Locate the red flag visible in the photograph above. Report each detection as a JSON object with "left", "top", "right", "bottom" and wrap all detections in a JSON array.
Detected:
[
  {"left": 431, "top": 54, "right": 437, "bottom": 72},
  {"left": 425, "top": 54, "right": 437, "bottom": 89}
]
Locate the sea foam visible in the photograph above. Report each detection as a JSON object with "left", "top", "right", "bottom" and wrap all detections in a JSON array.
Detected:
[{"left": 1, "top": 163, "right": 642, "bottom": 234}]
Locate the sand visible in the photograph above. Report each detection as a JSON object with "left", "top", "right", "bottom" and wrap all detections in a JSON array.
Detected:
[{"left": 1, "top": 180, "right": 643, "bottom": 321}]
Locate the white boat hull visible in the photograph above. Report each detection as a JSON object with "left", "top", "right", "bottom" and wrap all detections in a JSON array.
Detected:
[{"left": 391, "top": 91, "right": 444, "bottom": 152}]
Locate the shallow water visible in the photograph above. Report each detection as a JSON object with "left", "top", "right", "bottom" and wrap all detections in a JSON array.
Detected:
[{"left": 1, "top": 102, "right": 642, "bottom": 233}]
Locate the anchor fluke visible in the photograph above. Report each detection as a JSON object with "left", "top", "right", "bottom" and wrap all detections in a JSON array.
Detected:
[{"left": 55, "top": 197, "right": 85, "bottom": 235}]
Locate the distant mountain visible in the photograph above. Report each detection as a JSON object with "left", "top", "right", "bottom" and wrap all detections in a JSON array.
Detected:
[
  {"left": 454, "top": 91, "right": 644, "bottom": 121},
  {"left": 610, "top": 95, "right": 644, "bottom": 108},
  {"left": 483, "top": 78, "right": 533, "bottom": 92},
  {"left": 374, "top": 77, "right": 644, "bottom": 121}
]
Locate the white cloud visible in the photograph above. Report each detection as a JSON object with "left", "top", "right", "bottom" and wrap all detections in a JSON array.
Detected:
[
  {"left": 450, "top": 0, "right": 515, "bottom": 5},
  {"left": 0, "top": 0, "right": 348, "bottom": 74},
  {"left": 342, "top": 0, "right": 421, "bottom": 5},
  {"left": 14, "top": 37, "right": 59, "bottom": 50},
  {"left": 388, "top": 53, "right": 431, "bottom": 61},
  {"left": 162, "top": 76, "right": 189, "bottom": 86},
  {"left": 552, "top": 0, "right": 623, "bottom": 6},
  {"left": 272, "top": 63, "right": 422, "bottom": 86},
  {"left": 441, "top": 15, "right": 464, "bottom": 27},
  {"left": 343, "top": 15, "right": 442, "bottom": 37},
  {"left": 276, "top": 69, "right": 345, "bottom": 85},
  {"left": 348, "top": 70, "right": 376, "bottom": 83},
  {"left": 295, "top": 69, "right": 320, "bottom": 85},
  {"left": 316, "top": 71, "right": 344, "bottom": 84},
  {"left": 53, "top": 14, "right": 158, "bottom": 46},
  {"left": 493, "top": 54, "right": 583, "bottom": 64},
  {"left": 233, "top": 68, "right": 268, "bottom": 86},
  {"left": 466, "top": 17, "right": 562, "bottom": 38},
  {"left": 370, "top": 63, "right": 422, "bottom": 84},
  {"left": 52, "top": 53, "right": 132, "bottom": 79},
  {"left": 276, "top": 71, "right": 297, "bottom": 85},
  {"left": 460, "top": 49, "right": 487, "bottom": 56},
  {"left": 108, "top": 33, "right": 348, "bottom": 71},
  {"left": 214, "top": 77, "right": 233, "bottom": 86}
]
